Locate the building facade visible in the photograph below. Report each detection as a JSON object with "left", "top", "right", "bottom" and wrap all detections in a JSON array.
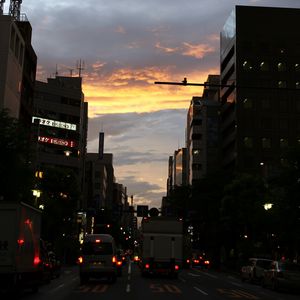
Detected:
[
  {"left": 33, "top": 76, "right": 88, "bottom": 208},
  {"left": 220, "top": 6, "right": 300, "bottom": 176}
]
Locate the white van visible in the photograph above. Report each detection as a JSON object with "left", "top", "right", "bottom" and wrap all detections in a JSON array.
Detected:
[{"left": 78, "top": 234, "right": 118, "bottom": 284}]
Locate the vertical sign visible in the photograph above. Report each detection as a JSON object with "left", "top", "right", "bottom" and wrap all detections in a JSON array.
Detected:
[{"left": 98, "top": 132, "right": 104, "bottom": 159}]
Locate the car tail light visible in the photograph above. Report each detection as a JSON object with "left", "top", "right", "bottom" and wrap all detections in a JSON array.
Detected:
[
  {"left": 34, "top": 256, "right": 41, "bottom": 265},
  {"left": 145, "top": 263, "right": 150, "bottom": 269},
  {"left": 17, "top": 239, "right": 25, "bottom": 246},
  {"left": 117, "top": 261, "right": 122, "bottom": 266},
  {"left": 78, "top": 256, "right": 83, "bottom": 264},
  {"left": 175, "top": 265, "right": 179, "bottom": 271},
  {"left": 112, "top": 256, "right": 117, "bottom": 263},
  {"left": 194, "top": 259, "right": 199, "bottom": 263},
  {"left": 186, "top": 259, "right": 190, "bottom": 263},
  {"left": 204, "top": 260, "right": 210, "bottom": 265}
]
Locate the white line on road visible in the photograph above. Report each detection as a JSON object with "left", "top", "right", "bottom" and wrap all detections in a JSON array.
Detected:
[
  {"left": 126, "top": 284, "right": 131, "bottom": 293},
  {"left": 126, "top": 260, "right": 132, "bottom": 293},
  {"left": 194, "top": 286, "right": 208, "bottom": 295},
  {"left": 188, "top": 272, "right": 201, "bottom": 277},
  {"left": 179, "top": 277, "right": 186, "bottom": 283},
  {"left": 49, "top": 284, "right": 65, "bottom": 293}
]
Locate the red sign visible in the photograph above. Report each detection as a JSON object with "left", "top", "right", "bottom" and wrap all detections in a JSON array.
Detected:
[{"left": 38, "top": 136, "right": 76, "bottom": 148}]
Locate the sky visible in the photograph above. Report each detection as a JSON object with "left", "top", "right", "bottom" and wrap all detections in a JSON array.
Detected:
[{"left": 8, "top": 0, "right": 300, "bottom": 208}]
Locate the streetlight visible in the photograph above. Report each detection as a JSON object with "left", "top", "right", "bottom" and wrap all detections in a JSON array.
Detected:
[{"left": 263, "top": 203, "right": 273, "bottom": 210}]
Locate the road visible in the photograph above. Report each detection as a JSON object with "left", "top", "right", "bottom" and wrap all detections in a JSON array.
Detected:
[{"left": 10, "top": 261, "right": 299, "bottom": 300}]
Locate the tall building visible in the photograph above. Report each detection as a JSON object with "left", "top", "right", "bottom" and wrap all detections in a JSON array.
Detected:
[
  {"left": 186, "top": 75, "right": 220, "bottom": 185},
  {"left": 33, "top": 76, "right": 88, "bottom": 207},
  {"left": 173, "top": 148, "right": 188, "bottom": 187},
  {"left": 0, "top": 14, "right": 25, "bottom": 118},
  {"left": 220, "top": 6, "right": 300, "bottom": 176},
  {"left": 0, "top": 8, "right": 37, "bottom": 126}
]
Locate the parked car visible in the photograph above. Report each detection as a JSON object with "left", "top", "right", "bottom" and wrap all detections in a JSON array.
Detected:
[
  {"left": 240, "top": 258, "right": 272, "bottom": 283},
  {"left": 261, "top": 260, "right": 300, "bottom": 291}
]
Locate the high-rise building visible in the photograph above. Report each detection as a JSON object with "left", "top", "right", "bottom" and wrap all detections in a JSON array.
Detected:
[
  {"left": 0, "top": 8, "right": 37, "bottom": 126},
  {"left": 173, "top": 148, "right": 188, "bottom": 187},
  {"left": 220, "top": 6, "right": 300, "bottom": 176},
  {"left": 186, "top": 75, "right": 220, "bottom": 185},
  {"left": 33, "top": 76, "right": 88, "bottom": 207}
]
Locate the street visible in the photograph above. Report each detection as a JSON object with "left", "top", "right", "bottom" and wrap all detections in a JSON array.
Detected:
[{"left": 11, "top": 261, "right": 299, "bottom": 300}]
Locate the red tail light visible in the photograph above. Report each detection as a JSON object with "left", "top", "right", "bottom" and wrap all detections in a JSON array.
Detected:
[
  {"left": 186, "top": 259, "right": 190, "bottom": 263},
  {"left": 112, "top": 256, "right": 117, "bottom": 263},
  {"left": 78, "top": 256, "right": 83, "bottom": 264},
  {"left": 17, "top": 239, "right": 25, "bottom": 245},
  {"left": 117, "top": 261, "right": 122, "bottom": 266},
  {"left": 34, "top": 256, "right": 41, "bottom": 265},
  {"left": 145, "top": 263, "right": 150, "bottom": 269},
  {"left": 204, "top": 260, "right": 210, "bottom": 265},
  {"left": 175, "top": 265, "right": 179, "bottom": 271}
]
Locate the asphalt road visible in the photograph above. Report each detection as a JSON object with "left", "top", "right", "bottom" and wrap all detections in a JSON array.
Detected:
[{"left": 10, "top": 261, "right": 300, "bottom": 300}]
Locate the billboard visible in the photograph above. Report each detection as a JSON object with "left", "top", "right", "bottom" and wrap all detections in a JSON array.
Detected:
[
  {"left": 38, "top": 136, "right": 76, "bottom": 147},
  {"left": 32, "top": 116, "right": 77, "bottom": 131}
]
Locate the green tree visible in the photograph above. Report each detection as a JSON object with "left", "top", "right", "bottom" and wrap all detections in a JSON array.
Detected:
[{"left": 0, "top": 109, "right": 34, "bottom": 203}]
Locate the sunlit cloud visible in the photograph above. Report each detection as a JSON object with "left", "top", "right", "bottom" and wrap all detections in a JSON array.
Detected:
[
  {"left": 115, "top": 25, "right": 126, "bottom": 34},
  {"left": 155, "top": 42, "right": 178, "bottom": 53},
  {"left": 182, "top": 42, "right": 215, "bottom": 59}
]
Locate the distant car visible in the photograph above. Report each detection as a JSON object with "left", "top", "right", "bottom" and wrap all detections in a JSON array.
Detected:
[
  {"left": 191, "top": 253, "right": 210, "bottom": 269},
  {"left": 261, "top": 260, "right": 300, "bottom": 291},
  {"left": 240, "top": 258, "right": 272, "bottom": 283}
]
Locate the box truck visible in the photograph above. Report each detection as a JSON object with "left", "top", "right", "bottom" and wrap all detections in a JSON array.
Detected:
[
  {"left": 0, "top": 201, "right": 42, "bottom": 292},
  {"left": 140, "top": 216, "right": 183, "bottom": 277}
]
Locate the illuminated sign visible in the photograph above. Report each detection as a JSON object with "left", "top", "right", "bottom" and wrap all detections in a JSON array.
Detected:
[
  {"left": 32, "top": 116, "right": 77, "bottom": 131},
  {"left": 38, "top": 136, "right": 76, "bottom": 148}
]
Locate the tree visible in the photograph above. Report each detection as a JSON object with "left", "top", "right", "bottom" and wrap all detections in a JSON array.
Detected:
[{"left": 0, "top": 109, "right": 34, "bottom": 203}]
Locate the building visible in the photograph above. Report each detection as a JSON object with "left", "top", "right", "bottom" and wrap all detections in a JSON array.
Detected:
[
  {"left": 33, "top": 76, "right": 88, "bottom": 208},
  {"left": 0, "top": 14, "right": 25, "bottom": 118},
  {"left": 220, "top": 6, "right": 300, "bottom": 176},
  {"left": 173, "top": 148, "right": 188, "bottom": 187},
  {"left": 0, "top": 6, "right": 37, "bottom": 127},
  {"left": 186, "top": 75, "right": 220, "bottom": 185}
]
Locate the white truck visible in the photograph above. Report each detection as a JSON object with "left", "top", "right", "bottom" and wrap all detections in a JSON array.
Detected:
[
  {"left": 0, "top": 201, "right": 42, "bottom": 292},
  {"left": 140, "top": 216, "right": 183, "bottom": 277}
]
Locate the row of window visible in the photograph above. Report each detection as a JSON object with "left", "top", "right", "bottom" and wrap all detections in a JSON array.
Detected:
[
  {"left": 243, "top": 98, "right": 300, "bottom": 111},
  {"left": 10, "top": 25, "right": 24, "bottom": 67},
  {"left": 243, "top": 137, "right": 299, "bottom": 148},
  {"left": 242, "top": 60, "right": 300, "bottom": 72}
]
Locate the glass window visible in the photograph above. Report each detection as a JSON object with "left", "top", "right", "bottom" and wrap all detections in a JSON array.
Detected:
[
  {"left": 277, "top": 62, "right": 286, "bottom": 72},
  {"left": 243, "top": 137, "right": 253, "bottom": 148},
  {"left": 295, "top": 63, "right": 300, "bottom": 72},
  {"left": 243, "top": 98, "right": 252, "bottom": 109},
  {"left": 193, "top": 149, "right": 201, "bottom": 155},
  {"left": 280, "top": 138, "right": 288, "bottom": 148},
  {"left": 260, "top": 62, "right": 269, "bottom": 71},
  {"left": 262, "top": 99, "right": 271, "bottom": 109},
  {"left": 242, "top": 61, "right": 253, "bottom": 71},
  {"left": 278, "top": 81, "right": 286, "bottom": 88},
  {"left": 296, "top": 82, "right": 300, "bottom": 89},
  {"left": 82, "top": 242, "right": 113, "bottom": 255},
  {"left": 262, "top": 138, "right": 271, "bottom": 148}
]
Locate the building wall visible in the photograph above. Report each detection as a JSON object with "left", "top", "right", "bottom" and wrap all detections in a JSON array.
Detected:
[
  {"left": 0, "top": 15, "right": 24, "bottom": 118},
  {"left": 220, "top": 6, "right": 300, "bottom": 176}
]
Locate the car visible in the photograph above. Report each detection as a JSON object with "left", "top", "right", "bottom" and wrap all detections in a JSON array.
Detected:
[
  {"left": 240, "top": 258, "right": 272, "bottom": 283},
  {"left": 261, "top": 260, "right": 300, "bottom": 291},
  {"left": 191, "top": 252, "right": 210, "bottom": 269},
  {"left": 78, "top": 234, "right": 118, "bottom": 284}
]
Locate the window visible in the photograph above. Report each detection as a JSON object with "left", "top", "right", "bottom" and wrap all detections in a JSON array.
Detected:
[
  {"left": 243, "top": 137, "right": 253, "bottom": 148},
  {"left": 296, "top": 82, "right": 300, "bottom": 89},
  {"left": 262, "top": 99, "right": 271, "bottom": 109},
  {"left": 262, "top": 138, "right": 271, "bottom": 149},
  {"left": 295, "top": 63, "right": 300, "bottom": 72},
  {"left": 279, "top": 119, "right": 288, "bottom": 130},
  {"left": 278, "top": 81, "right": 286, "bottom": 88},
  {"left": 82, "top": 242, "right": 113, "bottom": 255},
  {"left": 192, "top": 133, "right": 202, "bottom": 140},
  {"left": 242, "top": 61, "right": 253, "bottom": 71},
  {"left": 277, "top": 62, "right": 286, "bottom": 72},
  {"left": 280, "top": 138, "right": 288, "bottom": 148},
  {"left": 193, "top": 149, "right": 201, "bottom": 155},
  {"left": 243, "top": 98, "right": 252, "bottom": 109},
  {"left": 192, "top": 163, "right": 202, "bottom": 170},
  {"left": 279, "top": 99, "right": 288, "bottom": 112},
  {"left": 260, "top": 62, "right": 269, "bottom": 71}
]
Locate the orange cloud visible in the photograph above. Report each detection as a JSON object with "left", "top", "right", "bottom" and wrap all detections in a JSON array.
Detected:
[
  {"left": 182, "top": 42, "right": 215, "bottom": 59},
  {"left": 155, "top": 42, "right": 178, "bottom": 53},
  {"left": 83, "top": 67, "right": 219, "bottom": 116}
]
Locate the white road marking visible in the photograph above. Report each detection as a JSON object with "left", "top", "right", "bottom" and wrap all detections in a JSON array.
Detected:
[
  {"left": 179, "top": 277, "right": 186, "bottom": 283},
  {"left": 49, "top": 284, "right": 65, "bottom": 293},
  {"left": 194, "top": 286, "right": 208, "bottom": 295},
  {"left": 126, "top": 284, "right": 131, "bottom": 293},
  {"left": 188, "top": 272, "right": 201, "bottom": 277},
  {"left": 126, "top": 260, "right": 132, "bottom": 293},
  {"left": 193, "top": 269, "right": 218, "bottom": 279}
]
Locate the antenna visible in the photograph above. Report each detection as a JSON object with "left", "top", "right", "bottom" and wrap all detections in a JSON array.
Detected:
[
  {"left": 0, "top": 1, "right": 5, "bottom": 15},
  {"left": 55, "top": 64, "right": 58, "bottom": 76},
  {"left": 76, "top": 59, "right": 85, "bottom": 77},
  {"left": 9, "top": 0, "right": 22, "bottom": 20}
]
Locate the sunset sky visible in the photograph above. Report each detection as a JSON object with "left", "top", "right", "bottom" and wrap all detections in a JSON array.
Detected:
[{"left": 11, "top": 0, "right": 300, "bottom": 208}]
